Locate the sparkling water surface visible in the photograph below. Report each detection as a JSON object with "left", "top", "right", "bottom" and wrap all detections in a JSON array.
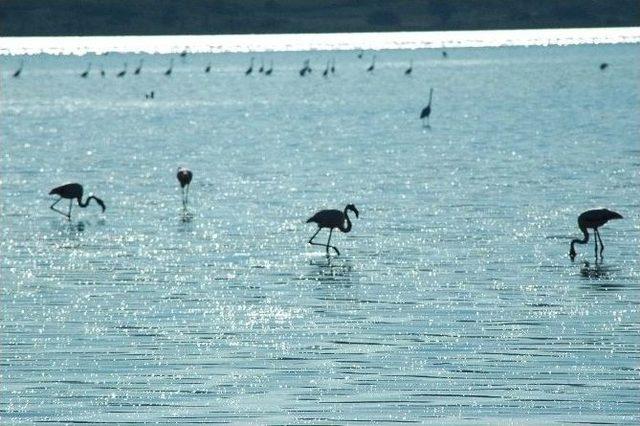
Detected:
[{"left": 1, "top": 43, "right": 639, "bottom": 423}]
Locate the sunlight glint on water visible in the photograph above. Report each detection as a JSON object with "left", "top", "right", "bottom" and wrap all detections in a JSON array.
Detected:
[{"left": 1, "top": 38, "right": 639, "bottom": 423}]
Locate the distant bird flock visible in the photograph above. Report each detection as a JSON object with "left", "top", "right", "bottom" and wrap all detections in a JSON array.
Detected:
[{"left": 7, "top": 50, "right": 622, "bottom": 259}]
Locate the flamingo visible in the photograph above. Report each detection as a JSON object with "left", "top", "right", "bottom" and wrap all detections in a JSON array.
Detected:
[
  {"left": 357, "top": 50, "right": 363, "bottom": 59},
  {"left": 442, "top": 51, "right": 448, "bottom": 58},
  {"left": 367, "top": 55, "right": 376, "bottom": 72},
  {"left": 134, "top": 59, "right": 143, "bottom": 75},
  {"left": 100, "top": 65, "right": 105, "bottom": 77},
  {"left": 245, "top": 57, "right": 254, "bottom": 75},
  {"left": 265, "top": 61, "right": 273, "bottom": 76},
  {"left": 307, "top": 204, "right": 359, "bottom": 256},
  {"left": 259, "top": 59, "right": 265, "bottom": 73},
  {"left": 49, "top": 183, "right": 106, "bottom": 220},
  {"left": 180, "top": 50, "right": 188, "bottom": 58},
  {"left": 570, "top": 209, "right": 623, "bottom": 260},
  {"left": 600, "top": 62, "right": 609, "bottom": 70},
  {"left": 330, "top": 58, "right": 336, "bottom": 74},
  {"left": 299, "top": 59, "right": 310, "bottom": 77},
  {"left": 116, "top": 62, "right": 127, "bottom": 77},
  {"left": 13, "top": 61, "right": 23, "bottom": 78},
  {"left": 420, "top": 88, "right": 434, "bottom": 126},
  {"left": 322, "top": 61, "right": 330, "bottom": 77},
  {"left": 81, "top": 62, "right": 91, "bottom": 78},
  {"left": 205, "top": 63, "right": 211, "bottom": 73},
  {"left": 165, "top": 58, "right": 173, "bottom": 76},
  {"left": 177, "top": 167, "right": 193, "bottom": 208},
  {"left": 405, "top": 60, "right": 413, "bottom": 75}
]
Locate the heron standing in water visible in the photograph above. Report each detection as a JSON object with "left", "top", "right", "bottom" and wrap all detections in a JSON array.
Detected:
[{"left": 177, "top": 167, "right": 193, "bottom": 209}]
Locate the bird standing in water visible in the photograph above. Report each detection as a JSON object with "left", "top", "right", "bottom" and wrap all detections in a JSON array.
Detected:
[
  {"left": 49, "top": 183, "right": 106, "bottom": 220},
  {"left": 420, "top": 88, "right": 434, "bottom": 126},
  {"left": 177, "top": 167, "right": 193, "bottom": 209},
  {"left": 307, "top": 204, "right": 359, "bottom": 256},
  {"left": 569, "top": 208, "right": 623, "bottom": 260}
]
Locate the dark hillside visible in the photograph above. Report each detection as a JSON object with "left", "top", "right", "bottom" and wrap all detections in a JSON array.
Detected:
[{"left": 1, "top": 0, "right": 638, "bottom": 37}]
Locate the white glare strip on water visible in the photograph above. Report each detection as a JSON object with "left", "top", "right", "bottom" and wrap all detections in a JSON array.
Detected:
[{"left": 1, "top": 27, "right": 639, "bottom": 55}]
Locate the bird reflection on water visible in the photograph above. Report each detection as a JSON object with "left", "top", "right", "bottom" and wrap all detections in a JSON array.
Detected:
[{"left": 579, "top": 260, "right": 611, "bottom": 279}]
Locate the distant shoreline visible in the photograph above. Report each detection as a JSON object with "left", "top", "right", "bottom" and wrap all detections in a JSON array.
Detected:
[{"left": 2, "top": 27, "right": 639, "bottom": 56}]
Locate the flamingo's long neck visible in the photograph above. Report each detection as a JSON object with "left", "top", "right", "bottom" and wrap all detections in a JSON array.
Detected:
[
  {"left": 339, "top": 208, "right": 353, "bottom": 233},
  {"left": 570, "top": 225, "right": 589, "bottom": 251}
]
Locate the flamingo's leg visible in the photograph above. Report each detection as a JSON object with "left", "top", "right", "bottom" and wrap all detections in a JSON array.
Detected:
[
  {"left": 593, "top": 229, "right": 598, "bottom": 258},
  {"left": 50, "top": 197, "right": 70, "bottom": 218},
  {"left": 181, "top": 187, "right": 186, "bottom": 208},
  {"left": 185, "top": 184, "right": 190, "bottom": 206},
  {"left": 596, "top": 228, "right": 605, "bottom": 256},
  {"left": 68, "top": 199, "right": 73, "bottom": 219},
  {"left": 326, "top": 228, "right": 340, "bottom": 256},
  {"left": 308, "top": 227, "right": 321, "bottom": 244}
]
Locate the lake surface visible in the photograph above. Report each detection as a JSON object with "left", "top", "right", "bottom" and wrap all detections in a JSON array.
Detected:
[{"left": 1, "top": 42, "right": 639, "bottom": 424}]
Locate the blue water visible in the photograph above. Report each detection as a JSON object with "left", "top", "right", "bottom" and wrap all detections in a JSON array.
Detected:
[{"left": 1, "top": 43, "right": 639, "bottom": 423}]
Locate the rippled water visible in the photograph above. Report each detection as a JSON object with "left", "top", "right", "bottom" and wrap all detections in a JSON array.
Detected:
[{"left": 1, "top": 43, "right": 639, "bottom": 423}]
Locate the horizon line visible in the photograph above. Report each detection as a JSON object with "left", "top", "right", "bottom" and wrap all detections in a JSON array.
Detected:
[{"left": 2, "top": 26, "right": 639, "bottom": 56}]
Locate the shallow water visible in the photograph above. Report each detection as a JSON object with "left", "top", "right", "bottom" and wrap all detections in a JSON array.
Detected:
[{"left": 1, "top": 43, "right": 639, "bottom": 423}]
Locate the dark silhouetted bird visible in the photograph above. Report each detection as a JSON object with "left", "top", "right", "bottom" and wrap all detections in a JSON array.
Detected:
[
  {"left": 265, "top": 61, "right": 273, "bottom": 75},
  {"left": 205, "top": 63, "right": 211, "bottom": 73},
  {"left": 177, "top": 167, "right": 193, "bottom": 208},
  {"left": 81, "top": 62, "right": 91, "bottom": 78},
  {"left": 245, "top": 57, "right": 254, "bottom": 75},
  {"left": 442, "top": 51, "right": 448, "bottom": 58},
  {"left": 600, "top": 62, "right": 609, "bottom": 70},
  {"left": 259, "top": 59, "right": 264, "bottom": 73},
  {"left": 405, "top": 60, "right": 413, "bottom": 75},
  {"left": 12, "top": 61, "right": 23, "bottom": 78},
  {"left": 117, "top": 62, "right": 127, "bottom": 77},
  {"left": 165, "top": 58, "right": 173, "bottom": 76},
  {"left": 330, "top": 58, "right": 336, "bottom": 74},
  {"left": 100, "top": 65, "right": 105, "bottom": 77},
  {"left": 323, "top": 61, "right": 330, "bottom": 77},
  {"left": 49, "top": 183, "right": 106, "bottom": 220},
  {"left": 570, "top": 209, "right": 623, "bottom": 260},
  {"left": 367, "top": 55, "right": 376, "bottom": 72},
  {"left": 420, "top": 88, "right": 434, "bottom": 126},
  {"left": 134, "top": 59, "right": 143, "bottom": 75},
  {"left": 306, "top": 204, "right": 359, "bottom": 256}
]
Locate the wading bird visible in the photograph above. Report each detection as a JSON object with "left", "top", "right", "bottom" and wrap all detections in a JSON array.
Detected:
[
  {"left": 13, "top": 61, "right": 23, "bottom": 78},
  {"left": 259, "top": 59, "right": 264, "bottom": 73},
  {"left": 177, "top": 167, "right": 193, "bottom": 208},
  {"left": 134, "top": 59, "right": 143, "bottom": 75},
  {"left": 600, "top": 62, "right": 609, "bottom": 70},
  {"left": 265, "top": 61, "right": 273, "bottom": 76},
  {"left": 367, "top": 55, "right": 376, "bottom": 72},
  {"left": 205, "top": 63, "right": 211, "bottom": 73},
  {"left": 117, "top": 62, "right": 127, "bottom": 77},
  {"left": 81, "top": 62, "right": 91, "bottom": 78},
  {"left": 49, "top": 183, "right": 106, "bottom": 220},
  {"left": 570, "top": 209, "right": 623, "bottom": 260},
  {"left": 100, "top": 65, "right": 105, "bottom": 77},
  {"left": 165, "top": 59, "right": 173, "bottom": 76},
  {"left": 307, "top": 204, "right": 359, "bottom": 256},
  {"left": 442, "top": 51, "right": 448, "bottom": 58},
  {"left": 330, "top": 58, "right": 336, "bottom": 74},
  {"left": 420, "top": 88, "right": 434, "bottom": 126},
  {"left": 245, "top": 57, "right": 254, "bottom": 75},
  {"left": 323, "top": 61, "right": 330, "bottom": 77},
  {"left": 405, "top": 60, "right": 413, "bottom": 75}
]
